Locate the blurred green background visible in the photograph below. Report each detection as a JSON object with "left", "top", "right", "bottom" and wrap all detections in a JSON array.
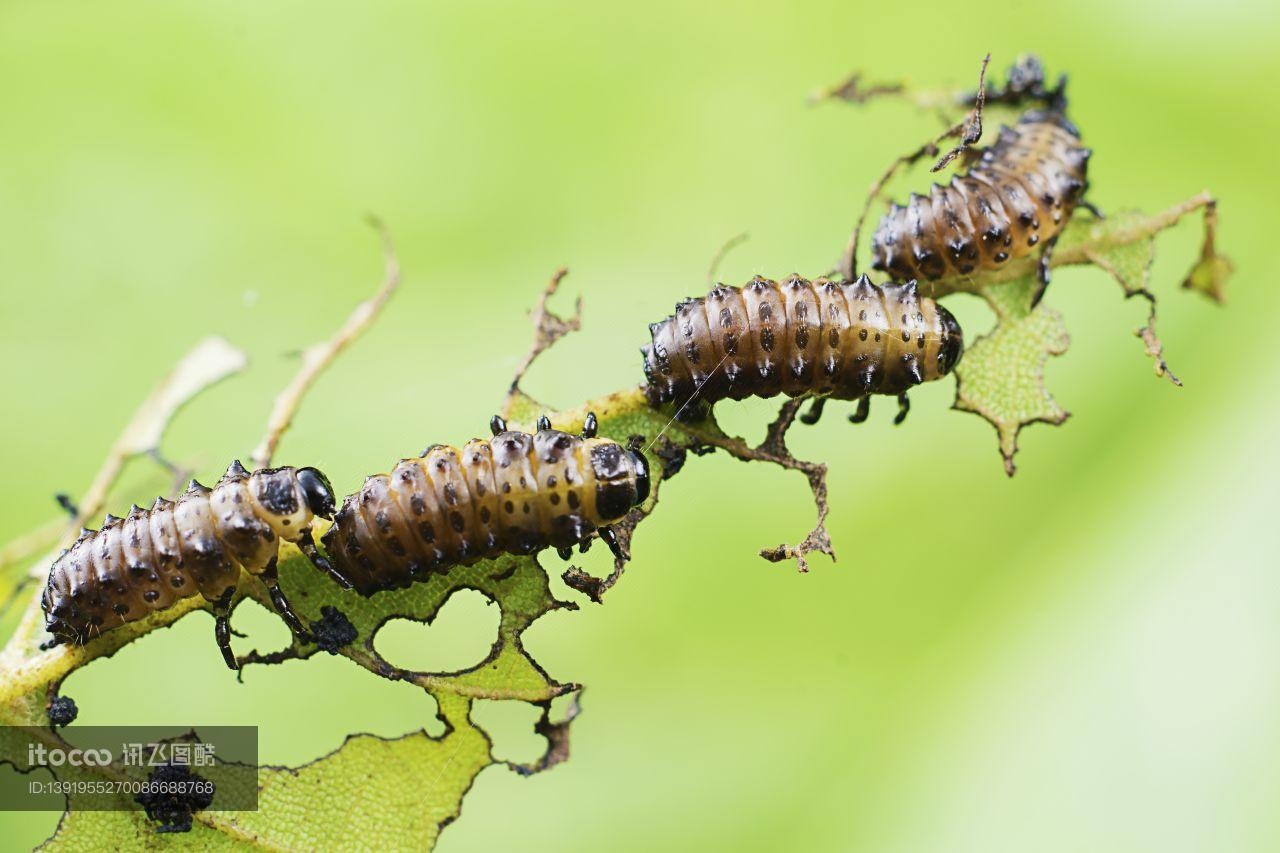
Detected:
[{"left": 1, "top": 0, "right": 1277, "bottom": 850}]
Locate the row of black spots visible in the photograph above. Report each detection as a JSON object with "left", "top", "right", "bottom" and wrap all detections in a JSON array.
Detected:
[
  {"left": 644, "top": 275, "right": 828, "bottom": 407},
  {"left": 976, "top": 121, "right": 1089, "bottom": 240},
  {"left": 878, "top": 178, "right": 1022, "bottom": 280},
  {"left": 322, "top": 439, "right": 539, "bottom": 595},
  {"left": 808, "top": 278, "right": 856, "bottom": 398},
  {"left": 489, "top": 430, "right": 559, "bottom": 556},
  {"left": 503, "top": 416, "right": 646, "bottom": 559},
  {"left": 641, "top": 275, "right": 963, "bottom": 424},
  {"left": 953, "top": 176, "right": 1019, "bottom": 266},
  {"left": 42, "top": 486, "right": 225, "bottom": 641},
  {"left": 871, "top": 110, "right": 1091, "bottom": 286},
  {"left": 648, "top": 276, "right": 787, "bottom": 406},
  {"left": 929, "top": 187, "right": 985, "bottom": 277},
  {"left": 324, "top": 501, "right": 390, "bottom": 595},
  {"left": 41, "top": 483, "right": 236, "bottom": 645},
  {"left": 326, "top": 472, "right": 436, "bottom": 595},
  {"left": 41, "top": 462, "right": 338, "bottom": 669},
  {"left": 523, "top": 429, "right": 591, "bottom": 550},
  {"left": 981, "top": 122, "right": 1088, "bottom": 224},
  {"left": 319, "top": 417, "right": 648, "bottom": 597}
]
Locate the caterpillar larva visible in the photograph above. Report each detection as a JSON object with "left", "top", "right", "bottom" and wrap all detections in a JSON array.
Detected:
[
  {"left": 41, "top": 462, "right": 341, "bottom": 669},
  {"left": 642, "top": 274, "right": 963, "bottom": 424},
  {"left": 320, "top": 414, "right": 650, "bottom": 595},
  {"left": 870, "top": 57, "right": 1091, "bottom": 300}
]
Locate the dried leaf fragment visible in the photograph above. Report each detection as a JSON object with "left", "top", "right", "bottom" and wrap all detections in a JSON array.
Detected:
[{"left": 1182, "top": 198, "right": 1231, "bottom": 303}]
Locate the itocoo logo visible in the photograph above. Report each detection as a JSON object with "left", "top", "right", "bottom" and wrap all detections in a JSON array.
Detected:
[{"left": 27, "top": 743, "right": 112, "bottom": 767}]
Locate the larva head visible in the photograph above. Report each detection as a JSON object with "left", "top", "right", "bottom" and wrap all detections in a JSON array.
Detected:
[
  {"left": 298, "top": 467, "right": 336, "bottom": 519},
  {"left": 589, "top": 442, "right": 648, "bottom": 521},
  {"left": 630, "top": 450, "right": 650, "bottom": 504},
  {"left": 936, "top": 304, "right": 964, "bottom": 376}
]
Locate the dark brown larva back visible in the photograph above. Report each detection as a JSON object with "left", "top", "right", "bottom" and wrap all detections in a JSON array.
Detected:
[
  {"left": 42, "top": 464, "right": 322, "bottom": 645},
  {"left": 871, "top": 111, "right": 1090, "bottom": 281},
  {"left": 321, "top": 429, "right": 648, "bottom": 595},
  {"left": 642, "top": 274, "right": 963, "bottom": 411}
]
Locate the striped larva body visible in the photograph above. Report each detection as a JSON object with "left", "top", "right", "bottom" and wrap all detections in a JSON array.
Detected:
[
  {"left": 641, "top": 274, "right": 963, "bottom": 424},
  {"left": 321, "top": 414, "right": 650, "bottom": 595},
  {"left": 41, "top": 462, "right": 339, "bottom": 669},
  {"left": 871, "top": 110, "right": 1091, "bottom": 287}
]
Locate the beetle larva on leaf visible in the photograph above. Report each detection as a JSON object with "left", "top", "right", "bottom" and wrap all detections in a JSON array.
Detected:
[
  {"left": 641, "top": 274, "right": 963, "bottom": 425},
  {"left": 41, "top": 461, "right": 343, "bottom": 670},
  {"left": 321, "top": 414, "right": 650, "bottom": 595},
  {"left": 870, "top": 59, "right": 1092, "bottom": 304}
]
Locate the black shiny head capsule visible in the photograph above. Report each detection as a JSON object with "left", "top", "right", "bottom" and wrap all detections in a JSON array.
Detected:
[
  {"left": 298, "top": 467, "right": 336, "bottom": 519},
  {"left": 629, "top": 451, "right": 650, "bottom": 504},
  {"left": 936, "top": 305, "right": 965, "bottom": 375}
]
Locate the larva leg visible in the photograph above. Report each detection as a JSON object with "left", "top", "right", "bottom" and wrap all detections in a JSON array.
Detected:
[
  {"left": 578, "top": 539, "right": 592, "bottom": 554},
  {"left": 259, "top": 557, "right": 310, "bottom": 642},
  {"left": 676, "top": 399, "right": 710, "bottom": 422},
  {"left": 600, "top": 527, "right": 624, "bottom": 561},
  {"left": 848, "top": 397, "right": 871, "bottom": 425},
  {"left": 1032, "top": 233, "right": 1061, "bottom": 308},
  {"left": 490, "top": 414, "right": 507, "bottom": 436},
  {"left": 298, "top": 528, "right": 353, "bottom": 590},
  {"left": 799, "top": 397, "right": 827, "bottom": 425},
  {"left": 213, "top": 588, "right": 237, "bottom": 671},
  {"left": 1080, "top": 200, "right": 1105, "bottom": 220},
  {"left": 557, "top": 547, "right": 573, "bottom": 561},
  {"left": 894, "top": 393, "right": 911, "bottom": 426},
  {"left": 581, "top": 412, "right": 598, "bottom": 439}
]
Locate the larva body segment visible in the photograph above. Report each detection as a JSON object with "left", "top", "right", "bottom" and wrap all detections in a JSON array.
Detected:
[
  {"left": 41, "top": 462, "right": 338, "bottom": 669},
  {"left": 641, "top": 274, "right": 963, "bottom": 420},
  {"left": 321, "top": 419, "right": 650, "bottom": 596},
  {"left": 871, "top": 111, "right": 1091, "bottom": 281}
]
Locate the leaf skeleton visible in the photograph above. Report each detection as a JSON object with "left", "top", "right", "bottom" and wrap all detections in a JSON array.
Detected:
[
  {"left": 319, "top": 414, "right": 650, "bottom": 595},
  {"left": 641, "top": 274, "right": 964, "bottom": 426},
  {"left": 41, "top": 462, "right": 341, "bottom": 670}
]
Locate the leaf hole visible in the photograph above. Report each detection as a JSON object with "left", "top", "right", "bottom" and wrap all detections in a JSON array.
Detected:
[
  {"left": 471, "top": 699, "right": 546, "bottom": 764},
  {"left": 58, "top": 603, "right": 444, "bottom": 766},
  {"left": 372, "top": 588, "right": 501, "bottom": 674}
]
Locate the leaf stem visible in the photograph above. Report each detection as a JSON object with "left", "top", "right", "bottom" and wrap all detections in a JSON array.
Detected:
[{"left": 251, "top": 217, "right": 401, "bottom": 468}]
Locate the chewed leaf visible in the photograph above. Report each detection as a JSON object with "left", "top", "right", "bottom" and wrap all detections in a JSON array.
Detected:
[
  {"left": 1084, "top": 220, "right": 1181, "bottom": 386},
  {"left": 1083, "top": 213, "right": 1154, "bottom": 296},
  {"left": 41, "top": 695, "right": 491, "bottom": 849},
  {"left": 16, "top": 544, "right": 576, "bottom": 848},
  {"left": 954, "top": 276, "right": 1071, "bottom": 476},
  {"left": 243, "top": 547, "right": 576, "bottom": 702}
]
